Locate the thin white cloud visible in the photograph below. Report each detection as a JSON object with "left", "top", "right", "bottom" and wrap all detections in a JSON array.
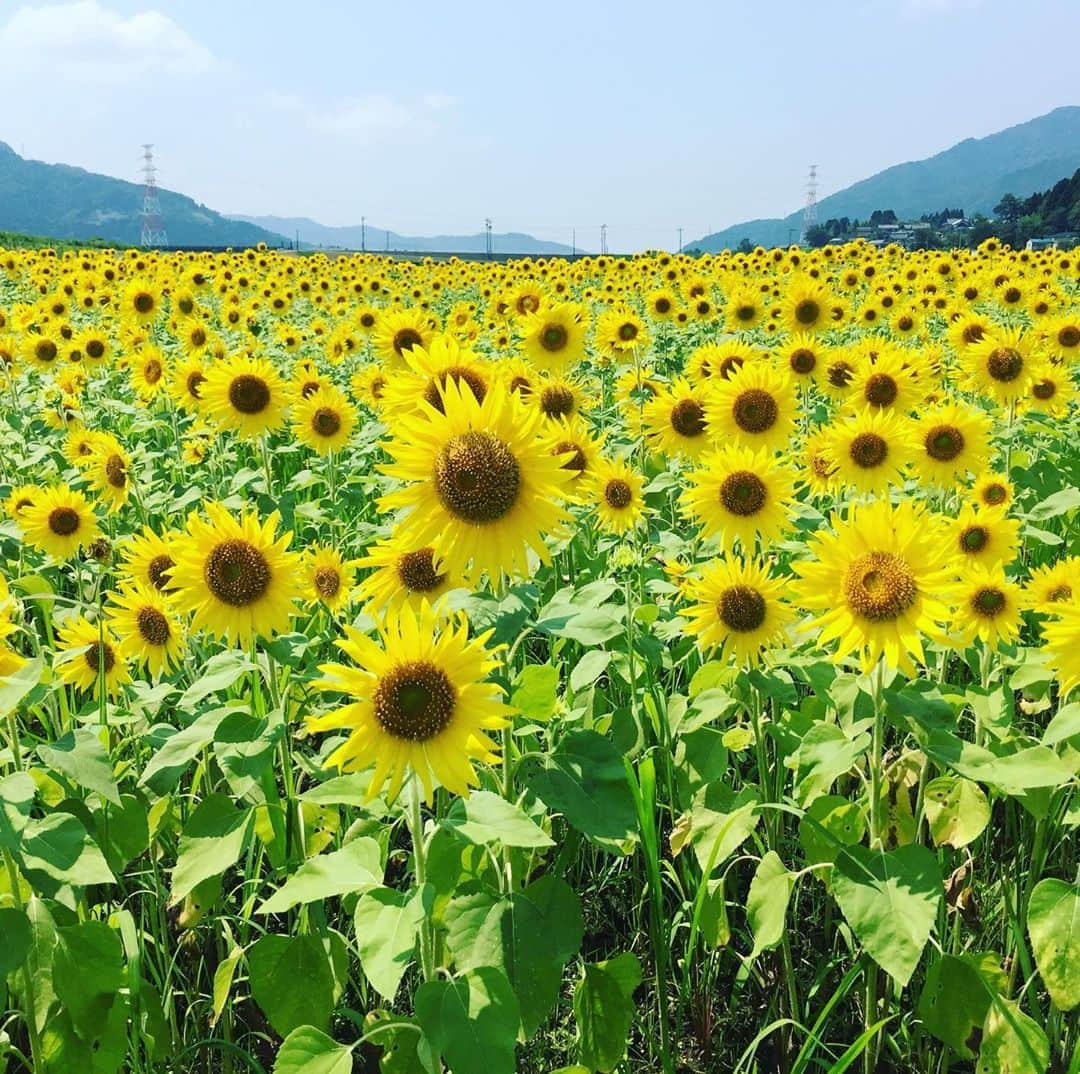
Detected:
[
  {"left": 283, "top": 92, "right": 458, "bottom": 142},
  {"left": 0, "top": 1, "right": 215, "bottom": 84}
]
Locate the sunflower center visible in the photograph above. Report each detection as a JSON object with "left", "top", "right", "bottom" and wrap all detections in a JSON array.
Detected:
[
  {"left": 828, "top": 362, "right": 854, "bottom": 388},
  {"left": 790, "top": 349, "right": 816, "bottom": 374},
  {"left": 1003, "top": 287, "right": 1021, "bottom": 304},
  {"left": 925, "top": 425, "right": 964, "bottom": 462},
  {"left": 143, "top": 359, "right": 163, "bottom": 385},
  {"left": 360, "top": 312, "right": 376, "bottom": 328},
  {"left": 229, "top": 374, "right": 271, "bottom": 415},
  {"left": 147, "top": 554, "right": 176, "bottom": 592},
  {"left": 36, "top": 340, "right": 58, "bottom": 363},
  {"left": 555, "top": 440, "right": 587, "bottom": 472},
  {"left": 670, "top": 398, "right": 707, "bottom": 437},
  {"left": 105, "top": 454, "right": 127, "bottom": 489},
  {"left": 133, "top": 292, "right": 155, "bottom": 314},
  {"left": 718, "top": 585, "right": 767, "bottom": 632},
  {"left": 509, "top": 375, "right": 533, "bottom": 397},
  {"left": 392, "top": 328, "right": 423, "bottom": 356},
  {"left": 604, "top": 478, "right": 633, "bottom": 509},
  {"left": 396, "top": 548, "right": 447, "bottom": 592},
  {"left": 898, "top": 316, "right": 914, "bottom": 332},
  {"left": 655, "top": 297, "right": 671, "bottom": 314},
  {"left": 86, "top": 339, "right": 105, "bottom": 359},
  {"left": 301, "top": 379, "right": 321, "bottom": 399},
  {"left": 205, "top": 539, "right": 272, "bottom": 606},
  {"left": 312, "top": 408, "right": 342, "bottom": 437},
  {"left": 864, "top": 374, "right": 898, "bottom": 407},
  {"left": 794, "top": 299, "right": 821, "bottom": 325},
  {"left": 187, "top": 371, "right": 206, "bottom": 398},
  {"left": 434, "top": 431, "right": 521, "bottom": 524},
  {"left": 84, "top": 639, "right": 115, "bottom": 675},
  {"left": 1058, "top": 326, "right": 1080, "bottom": 348},
  {"left": 424, "top": 367, "right": 488, "bottom": 414},
  {"left": 719, "top": 471, "right": 767, "bottom": 516},
  {"left": 843, "top": 551, "right": 917, "bottom": 622},
  {"left": 987, "top": 347, "right": 1023, "bottom": 382},
  {"left": 540, "top": 325, "right": 568, "bottom": 352},
  {"left": 959, "top": 525, "right": 988, "bottom": 554},
  {"left": 1047, "top": 584, "right": 1073, "bottom": 603},
  {"left": 971, "top": 587, "right": 1006, "bottom": 617},
  {"left": 313, "top": 566, "right": 341, "bottom": 598},
  {"left": 735, "top": 304, "right": 756, "bottom": 322},
  {"left": 733, "top": 389, "right": 778, "bottom": 434},
  {"left": 1032, "top": 379, "right": 1055, "bottom": 401},
  {"left": 373, "top": 661, "right": 456, "bottom": 741},
  {"left": 370, "top": 375, "right": 386, "bottom": 400},
  {"left": 540, "top": 385, "right": 574, "bottom": 419},
  {"left": 849, "top": 432, "right": 888, "bottom": 469},
  {"left": 136, "top": 607, "right": 171, "bottom": 646},
  {"left": 48, "top": 507, "right": 80, "bottom": 536},
  {"left": 618, "top": 322, "right": 638, "bottom": 342},
  {"left": 982, "top": 483, "right": 1007, "bottom": 506}
]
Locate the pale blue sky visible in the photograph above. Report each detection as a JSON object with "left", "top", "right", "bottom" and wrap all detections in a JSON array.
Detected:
[{"left": 0, "top": 0, "right": 1077, "bottom": 250}]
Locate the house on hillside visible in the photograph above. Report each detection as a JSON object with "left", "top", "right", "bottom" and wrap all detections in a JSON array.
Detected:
[{"left": 1025, "top": 233, "right": 1079, "bottom": 250}]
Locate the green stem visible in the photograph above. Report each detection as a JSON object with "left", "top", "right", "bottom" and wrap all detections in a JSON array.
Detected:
[
  {"left": 4, "top": 849, "right": 44, "bottom": 1074},
  {"left": 407, "top": 781, "right": 435, "bottom": 982}
]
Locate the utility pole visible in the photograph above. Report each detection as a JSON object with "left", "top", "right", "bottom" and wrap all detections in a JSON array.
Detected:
[
  {"left": 572, "top": 228, "right": 576, "bottom": 258},
  {"left": 361, "top": 216, "right": 366, "bottom": 252},
  {"left": 484, "top": 218, "right": 493, "bottom": 258},
  {"left": 677, "top": 227, "right": 683, "bottom": 253},
  {"left": 295, "top": 228, "right": 299, "bottom": 251},
  {"left": 600, "top": 223, "right": 608, "bottom": 256}
]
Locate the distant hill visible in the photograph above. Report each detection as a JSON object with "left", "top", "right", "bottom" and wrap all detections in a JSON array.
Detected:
[
  {"left": 231, "top": 214, "right": 581, "bottom": 255},
  {"left": 688, "top": 106, "right": 1080, "bottom": 251},
  {"left": 0, "top": 142, "right": 285, "bottom": 248}
]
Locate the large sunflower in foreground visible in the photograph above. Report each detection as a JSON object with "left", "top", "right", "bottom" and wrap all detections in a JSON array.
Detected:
[
  {"left": 201, "top": 354, "right": 288, "bottom": 439},
  {"left": 962, "top": 326, "right": 1039, "bottom": 406},
  {"left": 21, "top": 485, "right": 100, "bottom": 560},
  {"left": 169, "top": 503, "right": 301, "bottom": 647},
  {"left": 308, "top": 602, "right": 510, "bottom": 802},
  {"left": 793, "top": 498, "right": 954, "bottom": 674},
  {"left": 377, "top": 381, "right": 573, "bottom": 581},
  {"left": 708, "top": 360, "right": 797, "bottom": 454},
  {"left": 1043, "top": 603, "right": 1080, "bottom": 699}
]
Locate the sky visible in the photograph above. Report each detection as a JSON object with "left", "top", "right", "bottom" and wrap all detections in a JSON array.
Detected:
[{"left": 0, "top": 0, "right": 1077, "bottom": 252}]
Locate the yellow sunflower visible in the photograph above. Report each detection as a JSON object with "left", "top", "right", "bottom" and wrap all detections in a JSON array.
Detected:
[
  {"left": 1023, "top": 557, "right": 1079, "bottom": 614},
  {"left": 131, "top": 346, "right": 168, "bottom": 399},
  {"left": 372, "top": 308, "right": 435, "bottom": 367},
  {"left": 106, "top": 582, "right": 185, "bottom": 678},
  {"left": 308, "top": 602, "right": 510, "bottom": 802},
  {"left": 947, "top": 565, "right": 1023, "bottom": 651},
  {"left": 82, "top": 434, "right": 132, "bottom": 513},
  {"left": 781, "top": 278, "right": 831, "bottom": 335},
  {"left": 519, "top": 302, "right": 588, "bottom": 372},
  {"left": 168, "top": 357, "right": 209, "bottom": 413},
  {"left": 724, "top": 286, "right": 766, "bottom": 332},
  {"left": 708, "top": 361, "right": 797, "bottom": 454},
  {"left": 120, "top": 279, "right": 163, "bottom": 324},
  {"left": 5, "top": 484, "right": 42, "bottom": 523},
  {"left": 846, "top": 348, "right": 920, "bottom": 414},
  {"left": 826, "top": 407, "right": 917, "bottom": 495},
  {"left": 169, "top": 503, "right": 301, "bottom": 647},
  {"left": 641, "top": 377, "right": 712, "bottom": 459},
  {"left": 797, "top": 428, "right": 840, "bottom": 498},
  {"left": 1043, "top": 603, "right": 1080, "bottom": 699},
  {"left": 355, "top": 537, "right": 459, "bottom": 616},
  {"left": 1024, "top": 362, "right": 1076, "bottom": 418},
  {"left": 971, "top": 472, "right": 1013, "bottom": 511},
  {"left": 120, "top": 525, "right": 181, "bottom": 595},
  {"left": 913, "top": 402, "right": 992, "bottom": 487},
  {"left": 21, "top": 486, "right": 100, "bottom": 560},
  {"left": 381, "top": 334, "right": 492, "bottom": 419},
  {"left": 54, "top": 616, "right": 131, "bottom": 698},
  {"left": 947, "top": 506, "right": 1021, "bottom": 568},
  {"left": 963, "top": 326, "right": 1039, "bottom": 405},
  {"left": 303, "top": 546, "right": 358, "bottom": 612},
  {"left": 589, "top": 456, "right": 646, "bottom": 536},
  {"left": 292, "top": 385, "right": 358, "bottom": 455},
  {"left": 595, "top": 307, "right": 649, "bottom": 358},
  {"left": 201, "top": 353, "right": 289, "bottom": 439}
]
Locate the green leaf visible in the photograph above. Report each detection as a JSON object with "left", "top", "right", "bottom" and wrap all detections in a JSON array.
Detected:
[
  {"left": 832, "top": 844, "right": 941, "bottom": 986},
  {"left": 415, "top": 967, "right": 520, "bottom": 1074},
  {"left": 0, "top": 656, "right": 43, "bottom": 719},
  {"left": 521, "top": 730, "right": 637, "bottom": 846},
  {"left": 354, "top": 886, "right": 427, "bottom": 1000},
  {"left": 13, "top": 896, "right": 58, "bottom": 1033},
  {"left": 171, "top": 794, "right": 253, "bottom": 901},
  {"left": 445, "top": 874, "right": 582, "bottom": 1038},
  {"left": 53, "top": 921, "right": 124, "bottom": 1036},
  {"left": 977, "top": 997, "right": 1050, "bottom": 1074},
  {"left": 272, "top": 1026, "right": 354, "bottom": 1074},
  {"left": 214, "top": 711, "right": 283, "bottom": 799},
  {"left": 442, "top": 791, "right": 553, "bottom": 849},
  {"left": 95, "top": 792, "right": 150, "bottom": 870},
  {"left": 0, "top": 770, "right": 36, "bottom": 851},
  {"left": 678, "top": 784, "right": 760, "bottom": 874},
  {"left": 698, "top": 878, "right": 730, "bottom": 948},
  {"left": 20, "top": 812, "right": 115, "bottom": 887},
  {"left": 570, "top": 650, "right": 611, "bottom": 693},
  {"left": 793, "top": 722, "right": 870, "bottom": 807},
  {"left": 1028, "top": 487, "right": 1080, "bottom": 520},
  {"left": 917, "top": 953, "right": 1002, "bottom": 1058},
  {"left": 746, "top": 852, "right": 794, "bottom": 959},
  {"left": 511, "top": 665, "right": 558, "bottom": 723},
  {"left": 138, "top": 708, "right": 230, "bottom": 794},
  {"left": 921, "top": 731, "right": 1078, "bottom": 791},
  {"left": 924, "top": 776, "right": 991, "bottom": 849},
  {"left": 573, "top": 953, "right": 641, "bottom": 1073},
  {"left": 0, "top": 907, "right": 31, "bottom": 976},
  {"left": 211, "top": 946, "right": 243, "bottom": 1027},
  {"left": 248, "top": 934, "right": 336, "bottom": 1037},
  {"left": 673, "top": 726, "right": 728, "bottom": 805},
  {"left": 1042, "top": 702, "right": 1080, "bottom": 747},
  {"left": 258, "top": 837, "right": 382, "bottom": 914},
  {"left": 37, "top": 728, "right": 120, "bottom": 806},
  {"left": 535, "top": 604, "right": 624, "bottom": 646},
  {"left": 179, "top": 649, "right": 256, "bottom": 706},
  {"left": 1027, "top": 878, "right": 1080, "bottom": 1012}
]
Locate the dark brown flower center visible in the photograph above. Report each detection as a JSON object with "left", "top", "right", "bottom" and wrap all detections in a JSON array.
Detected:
[
  {"left": 1047, "top": 584, "right": 1072, "bottom": 603},
  {"left": 849, "top": 432, "right": 888, "bottom": 469},
  {"left": 719, "top": 471, "right": 767, "bottom": 516},
  {"left": 925, "top": 425, "right": 964, "bottom": 462},
  {"left": 313, "top": 566, "right": 341, "bottom": 598},
  {"left": 147, "top": 554, "right": 176, "bottom": 592},
  {"left": 136, "top": 606, "right": 171, "bottom": 645},
  {"left": 48, "top": 507, "right": 80, "bottom": 536},
  {"left": 617, "top": 322, "right": 638, "bottom": 342},
  {"left": 864, "top": 373, "right": 898, "bottom": 407},
  {"left": 105, "top": 454, "right": 127, "bottom": 489},
  {"left": 84, "top": 639, "right": 115, "bottom": 674},
  {"left": 509, "top": 376, "right": 533, "bottom": 397},
  {"left": 828, "top": 361, "right": 854, "bottom": 388},
  {"left": 312, "top": 408, "right": 342, "bottom": 437},
  {"left": 982, "top": 483, "right": 1007, "bottom": 506},
  {"left": 654, "top": 297, "right": 671, "bottom": 314},
  {"left": 373, "top": 661, "right": 456, "bottom": 741},
  {"left": 670, "top": 398, "right": 707, "bottom": 437},
  {"left": 229, "top": 374, "right": 271, "bottom": 414},
  {"left": 392, "top": 328, "right": 423, "bottom": 356},
  {"left": 555, "top": 440, "right": 587, "bottom": 472},
  {"left": 986, "top": 347, "right": 1023, "bottom": 383},
  {"left": 1032, "top": 379, "right": 1055, "bottom": 401},
  {"left": 734, "top": 303, "right": 756, "bottom": 322},
  {"left": 971, "top": 587, "right": 1006, "bottom": 617},
  {"left": 842, "top": 551, "right": 917, "bottom": 622},
  {"left": 790, "top": 349, "right": 816, "bottom": 374},
  {"left": 540, "top": 324, "right": 568, "bottom": 352},
  {"left": 434, "top": 431, "right": 521, "bottom": 524},
  {"left": 396, "top": 548, "right": 447, "bottom": 592},
  {"left": 718, "top": 585, "right": 767, "bottom": 632},
  {"left": 959, "top": 526, "right": 988, "bottom": 554},
  {"left": 86, "top": 339, "right": 105, "bottom": 359},
  {"left": 732, "top": 389, "right": 778, "bottom": 434},
  {"left": 204, "top": 539, "right": 272, "bottom": 606},
  {"left": 540, "top": 385, "right": 574, "bottom": 419},
  {"left": 604, "top": 479, "right": 633, "bottom": 509},
  {"left": 794, "top": 299, "right": 821, "bottom": 325},
  {"left": 133, "top": 292, "right": 155, "bottom": 314},
  {"left": 423, "top": 367, "right": 488, "bottom": 413},
  {"left": 35, "top": 340, "right": 58, "bottom": 363},
  {"left": 1057, "top": 326, "right": 1080, "bottom": 348}
]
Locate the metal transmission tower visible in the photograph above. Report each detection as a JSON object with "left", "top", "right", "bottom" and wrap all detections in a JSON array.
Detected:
[
  {"left": 139, "top": 144, "right": 168, "bottom": 247},
  {"left": 600, "top": 223, "right": 608, "bottom": 255},
  {"left": 484, "top": 218, "right": 493, "bottom": 257},
  {"left": 799, "top": 164, "right": 818, "bottom": 246}
]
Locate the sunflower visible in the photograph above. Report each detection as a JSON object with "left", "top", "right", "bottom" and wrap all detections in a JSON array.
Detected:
[
  {"left": 292, "top": 385, "right": 357, "bottom": 455},
  {"left": 5, "top": 484, "right": 41, "bottom": 524},
  {"left": 129, "top": 346, "right": 168, "bottom": 399},
  {"left": 797, "top": 428, "right": 840, "bottom": 497},
  {"left": 595, "top": 307, "right": 649, "bottom": 358},
  {"left": 25, "top": 332, "right": 61, "bottom": 371},
  {"left": 303, "top": 546, "right": 358, "bottom": 612},
  {"left": 1024, "top": 362, "right": 1075, "bottom": 417},
  {"left": 641, "top": 377, "right": 713, "bottom": 459},
  {"left": 971, "top": 472, "right": 1013, "bottom": 511},
  {"left": 1043, "top": 313, "right": 1080, "bottom": 363},
  {"left": 589, "top": 456, "right": 646, "bottom": 536},
  {"left": 168, "top": 356, "right": 209, "bottom": 412},
  {"left": 913, "top": 402, "right": 992, "bottom": 487},
  {"left": 308, "top": 602, "right": 510, "bottom": 802},
  {"left": 54, "top": 616, "right": 131, "bottom": 698},
  {"left": 890, "top": 306, "right": 924, "bottom": 341},
  {"left": 546, "top": 415, "right": 605, "bottom": 486},
  {"left": 708, "top": 361, "right": 797, "bottom": 454},
  {"left": 382, "top": 334, "right": 493, "bottom": 420},
  {"left": 169, "top": 503, "right": 301, "bottom": 647},
  {"left": 120, "top": 279, "right": 162, "bottom": 324},
  {"left": 682, "top": 557, "right": 795, "bottom": 667},
  {"left": 356, "top": 537, "right": 458, "bottom": 615},
  {"left": 826, "top": 407, "right": 917, "bottom": 495},
  {"left": 378, "top": 380, "right": 573, "bottom": 581},
  {"left": 963, "top": 326, "right": 1039, "bottom": 405},
  {"left": 201, "top": 353, "right": 288, "bottom": 439},
  {"left": 21, "top": 486, "right": 100, "bottom": 560},
  {"left": 81, "top": 434, "right": 132, "bottom": 513},
  {"left": 106, "top": 582, "right": 185, "bottom": 678},
  {"left": 646, "top": 289, "right": 679, "bottom": 321},
  {"left": 822, "top": 351, "right": 859, "bottom": 401},
  {"left": 781, "top": 278, "right": 831, "bottom": 335},
  {"left": 846, "top": 348, "right": 920, "bottom": 414},
  {"left": 724, "top": 286, "right": 766, "bottom": 332},
  {"left": 1023, "top": 557, "right": 1079, "bottom": 614},
  {"left": 947, "top": 506, "right": 1021, "bottom": 568},
  {"left": 519, "top": 303, "right": 588, "bottom": 372},
  {"left": 681, "top": 445, "right": 796, "bottom": 552},
  {"left": 1043, "top": 603, "right": 1080, "bottom": 699},
  {"left": 372, "top": 308, "right": 435, "bottom": 367},
  {"left": 777, "top": 333, "right": 825, "bottom": 383},
  {"left": 120, "top": 525, "right": 181, "bottom": 594},
  {"left": 947, "top": 313, "right": 993, "bottom": 355},
  {"left": 74, "top": 326, "right": 111, "bottom": 366},
  {"left": 948, "top": 565, "right": 1023, "bottom": 651},
  {"left": 687, "top": 340, "right": 762, "bottom": 385},
  {"left": 351, "top": 364, "right": 389, "bottom": 411},
  {"left": 793, "top": 498, "right": 954, "bottom": 674}
]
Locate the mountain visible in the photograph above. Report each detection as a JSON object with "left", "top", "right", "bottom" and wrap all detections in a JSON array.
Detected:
[
  {"left": 688, "top": 106, "right": 1080, "bottom": 251},
  {"left": 0, "top": 142, "right": 285, "bottom": 247},
  {"left": 231, "top": 214, "right": 581, "bottom": 255}
]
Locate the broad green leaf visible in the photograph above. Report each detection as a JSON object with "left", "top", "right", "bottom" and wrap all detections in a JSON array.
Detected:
[
  {"left": 214, "top": 711, "right": 283, "bottom": 799},
  {"left": 442, "top": 791, "right": 553, "bottom": 849},
  {"left": 535, "top": 605, "right": 624, "bottom": 645},
  {"left": 0, "top": 770, "right": 36, "bottom": 851},
  {"left": 793, "top": 722, "right": 870, "bottom": 807},
  {"left": 921, "top": 730, "right": 1077, "bottom": 790},
  {"left": 1028, "top": 486, "right": 1080, "bottom": 520},
  {"left": 272, "top": 1026, "right": 354, "bottom": 1074},
  {"left": 677, "top": 784, "right": 759, "bottom": 874},
  {"left": 573, "top": 953, "right": 641, "bottom": 1073},
  {"left": 211, "top": 946, "right": 243, "bottom": 1027},
  {"left": 1027, "top": 878, "right": 1080, "bottom": 1011},
  {"left": 248, "top": 934, "right": 336, "bottom": 1037},
  {"left": 924, "top": 776, "right": 991, "bottom": 849},
  {"left": 698, "top": 878, "right": 730, "bottom": 948},
  {"left": 1042, "top": 702, "right": 1080, "bottom": 747},
  {"left": 53, "top": 921, "right": 124, "bottom": 1036},
  {"left": 37, "top": 728, "right": 120, "bottom": 805},
  {"left": 746, "top": 852, "right": 794, "bottom": 958},
  {"left": 138, "top": 708, "right": 231, "bottom": 794},
  {"left": 354, "top": 886, "right": 427, "bottom": 1000},
  {"left": 977, "top": 997, "right": 1050, "bottom": 1074},
  {"left": 798, "top": 795, "right": 865, "bottom": 873},
  {"left": 570, "top": 650, "right": 611, "bottom": 693},
  {"left": 258, "top": 836, "right": 382, "bottom": 914},
  {"left": 445, "top": 874, "right": 582, "bottom": 1038},
  {"left": 511, "top": 665, "right": 558, "bottom": 723},
  {"left": 673, "top": 726, "right": 728, "bottom": 805},
  {"left": 0, "top": 906, "right": 31, "bottom": 976},
  {"left": 832, "top": 843, "right": 941, "bottom": 985},
  {"left": 40, "top": 997, "right": 128, "bottom": 1074},
  {"left": 300, "top": 773, "right": 384, "bottom": 808},
  {"left": 15, "top": 896, "right": 58, "bottom": 1033},
  {"left": 95, "top": 792, "right": 150, "bottom": 870},
  {"left": 171, "top": 794, "right": 253, "bottom": 901},
  {"left": 917, "top": 952, "right": 1003, "bottom": 1058},
  {"left": 0, "top": 655, "right": 43, "bottom": 719},
  {"left": 521, "top": 730, "right": 637, "bottom": 846},
  {"left": 179, "top": 649, "right": 256, "bottom": 706},
  {"left": 20, "top": 812, "right": 115, "bottom": 887},
  {"left": 415, "top": 967, "right": 520, "bottom": 1074}
]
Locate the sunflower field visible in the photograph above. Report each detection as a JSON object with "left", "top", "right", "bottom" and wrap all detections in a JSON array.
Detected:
[{"left": 0, "top": 239, "right": 1078, "bottom": 1074}]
